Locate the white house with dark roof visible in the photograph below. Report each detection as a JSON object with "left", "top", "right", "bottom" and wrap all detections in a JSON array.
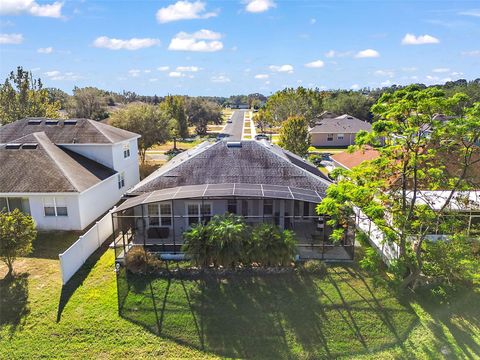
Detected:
[
  {"left": 309, "top": 114, "right": 372, "bottom": 147},
  {"left": 0, "top": 118, "right": 141, "bottom": 230}
]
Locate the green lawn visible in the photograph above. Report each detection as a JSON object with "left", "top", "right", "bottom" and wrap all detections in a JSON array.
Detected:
[{"left": 0, "top": 234, "right": 479, "bottom": 359}]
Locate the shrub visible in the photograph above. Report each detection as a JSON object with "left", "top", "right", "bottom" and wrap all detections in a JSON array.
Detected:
[
  {"left": 359, "top": 246, "right": 383, "bottom": 274},
  {"left": 299, "top": 260, "right": 327, "bottom": 276},
  {"left": 125, "top": 246, "right": 163, "bottom": 274}
]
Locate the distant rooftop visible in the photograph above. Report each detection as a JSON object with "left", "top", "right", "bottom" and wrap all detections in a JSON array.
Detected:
[
  {"left": 0, "top": 118, "right": 140, "bottom": 145},
  {"left": 310, "top": 114, "right": 372, "bottom": 134}
]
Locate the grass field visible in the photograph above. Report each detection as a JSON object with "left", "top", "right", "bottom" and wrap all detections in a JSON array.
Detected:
[{"left": 0, "top": 233, "right": 479, "bottom": 359}]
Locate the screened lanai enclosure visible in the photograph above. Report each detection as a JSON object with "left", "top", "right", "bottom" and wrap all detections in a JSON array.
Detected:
[{"left": 111, "top": 183, "right": 355, "bottom": 262}]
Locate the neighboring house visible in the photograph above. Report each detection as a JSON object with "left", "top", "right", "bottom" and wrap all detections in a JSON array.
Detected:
[
  {"left": 112, "top": 140, "right": 355, "bottom": 260},
  {"left": 309, "top": 114, "right": 372, "bottom": 147},
  {"left": 330, "top": 146, "right": 380, "bottom": 170},
  {"left": 0, "top": 118, "right": 140, "bottom": 230}
]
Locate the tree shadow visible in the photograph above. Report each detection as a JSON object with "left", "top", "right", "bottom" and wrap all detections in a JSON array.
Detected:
[
  {"left": 0, "top": 273, "right": 30, "bottom": 336},
  {"left": 56, "top": 243, "right": 109, "bottom": 322},
  {"left": 28, "top": 231, "right": 81, "bottom": 260},
  {"left": 416, "top": 289, "right": 480, "bottom": 358},
  {"left": 118, "top": 265, "right": 420, "bottom": 359}
]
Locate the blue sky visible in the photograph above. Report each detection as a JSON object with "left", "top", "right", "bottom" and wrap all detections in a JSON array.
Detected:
[{"left": 0, "top": 0, "right": 479, "bottom": 96}]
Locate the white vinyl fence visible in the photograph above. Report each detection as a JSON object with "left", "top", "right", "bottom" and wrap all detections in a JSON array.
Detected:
[
  {"left": 353, "top": 206, "right": 400, "bottom": 265},
  {"left": 59, "top": 208, "right": 115, "bottom": 285}
]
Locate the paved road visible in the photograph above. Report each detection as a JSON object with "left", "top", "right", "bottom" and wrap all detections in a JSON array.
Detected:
[{"left": 222, "top": 110, "right": 246, "bottom": 141}]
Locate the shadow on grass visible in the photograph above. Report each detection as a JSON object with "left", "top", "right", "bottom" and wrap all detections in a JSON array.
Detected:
[
  {"left": 28, "top": 231, "right": 81, "bottom": 260},
  {"left": 56, "top": 243, "right": 110, "bottom": 322},
  {"left": 0, "top": 273, "right": 30, "bottom": 336},
  {"left": 118, "top": 265, "right": 422, "bottom": 359},
  {"left": 415, "top": 289, "right": 480, "bottom": 358}
]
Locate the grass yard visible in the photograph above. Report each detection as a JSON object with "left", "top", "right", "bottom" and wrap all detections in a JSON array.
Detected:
[{"left": 1, "top": 234, "right": 479, "bottom": 359}]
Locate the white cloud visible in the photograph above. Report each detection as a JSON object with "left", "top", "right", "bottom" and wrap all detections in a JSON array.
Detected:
[
  {"left": 374, "top": 69, "right": 395, "bottom": 77},
  {"left": 157, "top": 66, "right": 170, "bottom": 71},
  {"left": 144, "top": 69, "right": 151, "bottom": 73},
  {"left": 450, "top": 71, "right": 463, "bottom": 76},
  {"left": 244, "top": 0, "right": 276, "bottom": 13},
  {"left": 355, "top": 49, "right": 380, "bottom": 58},
  {"left": 401, "top": 67, "right": 417, "bottom": 72},
  {"left": 325, "top": 49, "right": 353, "bottom": 58},
  {"left": 254, "top": 74, "right": 269, "bottom": 79},
  {"left": 269, "top": 64, "right": 294, "bottom": 73},
  {"left": 310, "top": 18, "right": 316, "bottom": 25},
  {"left": 0, "top": 0, "right": 63, "bottom": 18},
  {"left": 458, "top": 9, "right": 480, "bottom": 17},
  {"left": 401, "top": 33, "right": 439, "bottom": 45},
  {"left": 93, "top": 36, "right": 160, "bottom": 50},
  {"left": 149, "top": 78, "right": 159, "bottom": 82},
  {"left": 128, "top": 69, "right": 141, "bottom": 77},
  {"left": 43, "top": 70, "right": 81, "bottom": 81},
  {"left": 156, "top": 1, "right": 218, "bottom": 23},
  {"left": 0, "top": 33, "right": 23, "bottom": 44},
  {"left": 461, "top": 50, "right": 480, "bottom": 57},
  {"left": 350, "top": 84, "right": 360, "bottom": 90},
  {"left": 211, "top": 75, "right": 230, "bottom": 83},
  {"left": 176, "top": 65, "right": 200, "bottom": 72},
  {"left": 432, "top": 68, "right": 450, "bottom": 73},
  {"left": 169, "top": 71, "right": 185, "bottom": 78},
  {"left": 37, "top": 46, "right": 53, "bottom": 54},
  {"left": 380, "top": 80, "right": 392, "bottom": 86},
  {"left": 304, "top": 60, "right": 325, "bottom": 68},
  {"left": 168, "top": 29, "right": 223, "bottom": 52}
]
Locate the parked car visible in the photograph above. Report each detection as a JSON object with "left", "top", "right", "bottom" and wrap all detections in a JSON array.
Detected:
[
  {"left": 255, "top": 134, "right": 269, "bottom": 140},
  {"left": 227, "top": 118, "right": 233, "bottom": 123}
]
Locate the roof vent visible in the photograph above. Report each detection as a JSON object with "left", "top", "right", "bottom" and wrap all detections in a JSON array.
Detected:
[
  {"left": 346, "top": 116, "right": 353, "bottom": 119},
  {"left": 28, "top": 119, "right": 42, "bottom": 125},
  {"left": 45, "top": 120, "right": 59, "bottom": 125},
  {"left": 64, "top": 119, "right": 77, "bottom": 125},
  {"left": 5, "top": 143, "right": 21, "bottom": 149},
  {"left": 21, "top": 143, "right": 38, "bottom": 149},
  {"left": 226, "top": 141, "right": 242, "bottom": 148}
]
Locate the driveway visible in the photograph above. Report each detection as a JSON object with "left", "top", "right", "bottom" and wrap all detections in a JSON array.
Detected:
[{"left": 221, "top": 110, "right": 246, "bottom": 141}]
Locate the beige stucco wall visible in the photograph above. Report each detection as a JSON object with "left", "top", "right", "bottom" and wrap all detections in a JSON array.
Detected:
[{"left": 310, "top": 132, "right": 356, "bottom": 147}]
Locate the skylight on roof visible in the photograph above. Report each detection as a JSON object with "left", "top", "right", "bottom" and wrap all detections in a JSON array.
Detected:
[
  {"left": 21, "top": 143, "right": 38, "bottom": 149},
  {"left": 28, "top": 119, "right": 42, "bottom": 125},
  {"left": 45, "top": 120, "right": 59, "bottom": 125},
  {"left": 5, "top": 143, "right": 21, "bottom": 149},
  {"left": 64, "top": 120, "right": 77, "bottom": 125}
]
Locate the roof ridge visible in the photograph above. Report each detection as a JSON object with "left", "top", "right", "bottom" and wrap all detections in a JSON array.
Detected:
[
  {"left": 32, "top": 132, "right": 82, "bottom": 192},
  {"left": 88, "top": 119, "right": 114, "bottom": 143}
]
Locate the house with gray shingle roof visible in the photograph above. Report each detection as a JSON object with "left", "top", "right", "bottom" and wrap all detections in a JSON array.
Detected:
[
  {"left": 309, "top": 114, "right": 372, "bottom": 147},
  {"left": 111, "top": 140, "right": 354, "bottom": 260},
  {"left": 0, "top": 118, "right": 141, "bottom": 230}
]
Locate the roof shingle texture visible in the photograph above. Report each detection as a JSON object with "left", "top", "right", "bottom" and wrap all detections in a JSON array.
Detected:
[
  {"left": 310, "top": 114, "right": 372, "bottom": 134},
  {"left": 0, "top": 132, "right": 116, "bottom": 193},
  {"left": 0, "top": 118, "right": 139, "bottom": 144},
  {"left": 130, "top": 141, "right": 331, "bottom": 196}
]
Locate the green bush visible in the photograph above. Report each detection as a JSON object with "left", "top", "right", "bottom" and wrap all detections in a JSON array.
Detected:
[
  {"left": 299, "top": 260, "right": 327, "bottom": 276},
  {"left": 359, "top": 246, "right": 383, "bottom": 274},
  {"left": 125, "top": 246, "right": 163, "bottom": 274}
]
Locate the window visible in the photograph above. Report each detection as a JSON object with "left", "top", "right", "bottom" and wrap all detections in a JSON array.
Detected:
[
  {"left": 303, "top": 201, "right": 311, "bottom": 218},
  {"left": 241, "top": 200, "right": 249, "bottom": 216},
  {"left": 118, "top": 172, "right": 125, "bottom": 189},
  {"left": 263, "top": 199, "right": 273, "bottom": 216},
  {"left": 294, "top": 200, "right": 300, "bottom": 217},
  {"left": 227, "top": 199, "right": 237, "bottom": 214},
  {"left": 148, "top": 202, "right": 172, "bottom": 227},
  {"left": 327, "top": 134, "right": 334, "bottom": 141},
  {"left": 123, "top": 143, "right": 130, "bottom": 158},
  {"left": 187, "top": 203, "right": 212, "bottom": 226},
  {"left": 337, "top": 133, "right": 344, "bottom": 140},
  {"left": 0, "top": 197, "right": 30, "bottom": 215},
  {"left": 43, "top": 197, "right": 67, "bottom": 217}
]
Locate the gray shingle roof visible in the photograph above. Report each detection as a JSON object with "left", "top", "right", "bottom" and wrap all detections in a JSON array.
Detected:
[
  {"left": 310, "top": 114, "right": 372, "bottom": 134},
  {"left": 0, "top": 118, "right": 139, "bottom": 144},
  {"left": 0, "top": 132, "right": 116, "bottom": 193},
  {"left": 129, "top": 140, "right": 331, "bottom": 196}
]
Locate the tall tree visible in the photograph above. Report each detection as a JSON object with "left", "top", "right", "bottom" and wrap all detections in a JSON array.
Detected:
[
  {"left": 110, "top": 103, "right": 171, "bottom": 164},
  {"left": 324, "top": 91, "right": 374, "bottom": 121},
  {"left": 162, "top": 95, "right": 189, "bottom": 147},
  {"left": 185, "top": 97, "right": 222, "bottom": 135},
  {"left": 317, "top": 86, "right": 480, "bottom": 290},
  {"left": 0, "top": 67, "right": 61, "bottom": 125},
  {"left": 278, "top": 116, "right": 311, "bottom": 157},
  {"left": 67, "top": 87, "right": 108, "bottom": 120},
  {"left": 0, "top": 209, "right": 36, "bottom": 277}
]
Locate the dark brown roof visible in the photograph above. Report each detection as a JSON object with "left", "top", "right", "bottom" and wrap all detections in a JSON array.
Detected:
[
  {"left": 129, "top": 140, "right": 331, "bottom": 196},
  {"left": 0, "top": 118, "right": 139, "bottom": 144},
  {"left": 0, "top": 132, "right": 116, "bottom": 193},
  {"left": 310, "top": 114, "right": 372, "bottom": 134}
]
